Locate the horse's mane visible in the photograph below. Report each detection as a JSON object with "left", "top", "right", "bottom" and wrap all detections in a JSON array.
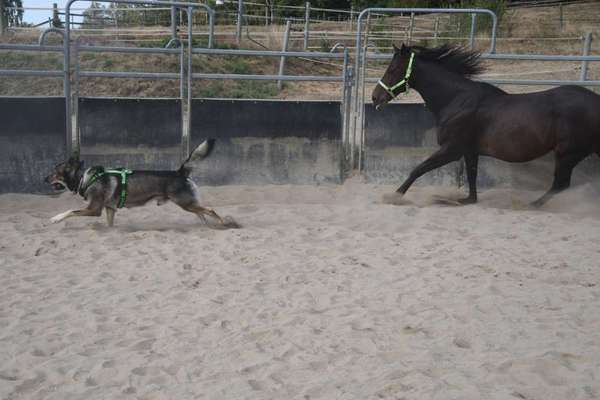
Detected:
[{"left": 411, "top": 44, "right": 485, "bottom": 77}]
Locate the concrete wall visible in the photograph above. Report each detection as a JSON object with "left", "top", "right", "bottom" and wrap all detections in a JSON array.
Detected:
[
  {"left": 0, "top": 97, "right": 67, "bottom": 193},
  {"left": 364, "top": 103, "right": 461, "bottom": 187},
  {"left": 189, "top": 99, "right": 343, "bottom": 185},
  {"left": 78, "top": 97, "right": 182, "bottom": 170}
]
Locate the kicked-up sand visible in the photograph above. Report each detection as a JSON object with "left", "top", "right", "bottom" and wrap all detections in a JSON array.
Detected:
[{"left": 1, "top": 180, "right": 600, "bottom": 400}]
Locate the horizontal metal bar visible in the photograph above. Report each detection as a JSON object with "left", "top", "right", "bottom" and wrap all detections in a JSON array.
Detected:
[
  {"left": 0, "top": 44, "right": 63, "bottom": 52},
  {"left": 192, "top": 73, "right": 343, "bottom": 82},
  {"left": 479, "top": 79, "right": 600, "bottom": 86},
  {"left": 78, "top": 45, "right": 180, "bottom": 55},
  {"left": 364, "top": 76, "right": 600, "bottom": 86},
  {"left": 79, "top": 71, "right": 180, "bottom": 79},
  {"left": 367, "top": 52, "right": 600, "bottom": 62},
  {"left": 191, "top": 48, "right": 346, "bottom": 59},
  {"left": 481, "top": 53, "right": 600, "bottom": 62},
  {"left": 0, "top": 69, "right": 63, "bottom": 77},
  {"left": 67, "top": 0, "right": 209, "bottom": 9}
]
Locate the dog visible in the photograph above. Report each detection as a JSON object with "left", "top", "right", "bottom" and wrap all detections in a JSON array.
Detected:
[{"left": 45, "top": 139, "right": 239, "bottom": 228}]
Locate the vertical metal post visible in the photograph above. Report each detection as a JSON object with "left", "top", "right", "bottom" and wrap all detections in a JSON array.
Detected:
[
  {"left": 74, "top": 38, "right": 80, "bottom": 154},
  {"left": 559, "top": 4, "right": 564, "bottom": 31},
  {"left": 303, "top": 2, "right": 310, "bottom": 50},
  {"left": 349, "top": 6, "right": 354, "bottom": 30},
  {"left": 0, "top": 0, "right": 6, "bottom": 35},
  {"left": 171, "top": 0, "right": 177, "bottom": 41},
  {"left": 179, "top": 42, "right": 184, "bottom": 102},
  {"left": 580, "top": 32, "right": 592, "bottom": 81},
  {"left": 341, "top": 48, "right": 351, "bottom": 165},
  {"left": 407, "top": 12, "right": 414, "bottom": 44},
  {"left": 64, "top": 2, "right": 72, "bottom": 156},
  {"left": 236, "top": 0, "right": 243, "bottom": 46},
  {"left": 278, "top": 19, "right": 291, "bottom": 91},
  {"left": 469, "top": 13, "right": 477, "bottom": 50},
  {"left": 52, "top": 3, "right": 60, "bottom": 27},
  {"left": 434, "top": 17, "right": 439, "bottom": 45},
  {"left": 186, "top": 6, "right": 193, "bottom": 158},
  {"left": 264, "top": 4, "right": 268, "bottom": 26},
  {"left": 358, "top": 13, "right": 371, "bottom": 173},
  {"left": 208, "top": 9, "right": 214, "bottom": 48}
]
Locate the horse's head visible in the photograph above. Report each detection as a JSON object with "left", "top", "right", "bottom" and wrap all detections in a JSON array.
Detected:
[{"left": 372, "top": 43, "right": 414, "bottom": 110}]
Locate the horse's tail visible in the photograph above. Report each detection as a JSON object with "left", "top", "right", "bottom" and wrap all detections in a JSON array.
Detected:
[{"left": 178, "top": 139, "right": 216, "bottom": 177}]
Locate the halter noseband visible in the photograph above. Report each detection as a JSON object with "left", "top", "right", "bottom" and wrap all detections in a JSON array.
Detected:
[{"left": 377, "top": 52, "right": 415, "bottom": 99}]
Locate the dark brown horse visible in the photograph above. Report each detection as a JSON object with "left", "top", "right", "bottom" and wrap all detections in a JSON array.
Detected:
[{"left": 372, "top": 43, "right": 600, "bottom": 206}]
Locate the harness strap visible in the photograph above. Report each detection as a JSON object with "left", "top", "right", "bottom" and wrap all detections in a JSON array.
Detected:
[
  {"left": 377, "top": 52, "right": 415, "bottom": 99},
  {"left": 105, "top": 168, "right": 133, "bottom": 208},
  {"left": 78, "top": 167, "right": 133, "bottom": 208}
]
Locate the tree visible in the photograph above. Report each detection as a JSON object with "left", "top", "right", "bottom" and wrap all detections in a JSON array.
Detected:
[{"left": 2, "top": 0, "right": 23, "bottom": 27}]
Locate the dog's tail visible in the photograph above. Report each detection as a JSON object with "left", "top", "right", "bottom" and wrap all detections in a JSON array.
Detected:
[{"left": 178, "top": 139, "right": 216, "bottom": 177}]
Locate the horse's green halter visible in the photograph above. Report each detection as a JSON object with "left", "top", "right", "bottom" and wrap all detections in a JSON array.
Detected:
[{"left": 377, "top": 52, "right": 415, "bottom": 99}]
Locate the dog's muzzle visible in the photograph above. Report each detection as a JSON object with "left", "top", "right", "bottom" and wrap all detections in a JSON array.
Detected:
[{"left": 46, "top": 176, "right": 67, "bottom": 191}]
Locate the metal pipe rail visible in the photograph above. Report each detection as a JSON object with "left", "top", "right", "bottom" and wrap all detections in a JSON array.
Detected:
[
  {"left": 364, "top": 51, "right": 600, "bottom": 86},
  {"left": 191, "top": 48, "right": 346, "bottom": 59},
  {"left": 78, "top": 45, "right": 181, "bottom": 54},
  {"left": 191, "top": 73, "right": 344, "bottom": 82},
  {"left": 361, "top": 76, "right": 600, "bottom": 87},
  {"left": 79, "top": 71, "right": 181, "bottom": 79},
  {"left": 0, "top": 44, "right": 63, "bottom": 52},
  {"left": 367, "top": 53, "right": 600, "bottom": 62},
  {"left": 0, "top": 44, "right": 64, "bottom": 78},
  {"left": 63, "top": 0, "right": 216, "bottom": 155},
  {"left": 0, "top": 70, "right": 64, "bottom": 77}
]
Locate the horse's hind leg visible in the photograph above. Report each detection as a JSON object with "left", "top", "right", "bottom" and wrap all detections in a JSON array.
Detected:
[
  {"left": 397, "top": 146, "right": 462, "bottom": 194},
  {"left": 531, "top": 151, "right": 588, "bottom": 207}
]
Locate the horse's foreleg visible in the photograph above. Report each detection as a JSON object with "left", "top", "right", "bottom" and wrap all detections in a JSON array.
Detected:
[
  {"left": 458, "top": 153, "right": 478, "bottom": 204},
  {"left": 396, "top": 146, "right": 461, "bottom": 194},
  {"left": 531, "top": 151, "right": 587, "bottom": 207}
]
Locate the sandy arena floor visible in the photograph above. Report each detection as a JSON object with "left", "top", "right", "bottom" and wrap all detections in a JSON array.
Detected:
[{"left": 1, "top": 181, "right": 600, "bottom": 400}]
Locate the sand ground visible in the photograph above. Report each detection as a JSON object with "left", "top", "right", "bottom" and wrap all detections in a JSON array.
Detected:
[{"left": 1, "top": 181, "right": 600, "bottom": 400}]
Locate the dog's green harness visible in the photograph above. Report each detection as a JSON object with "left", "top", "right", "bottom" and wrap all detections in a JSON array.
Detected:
[{"left": 79, "top": 167, "right": 133, "bottom": 208}]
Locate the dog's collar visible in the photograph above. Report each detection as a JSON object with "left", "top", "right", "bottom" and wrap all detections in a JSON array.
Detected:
[{"left": 78, "top": 167, "right": 133, "bottom": 208}]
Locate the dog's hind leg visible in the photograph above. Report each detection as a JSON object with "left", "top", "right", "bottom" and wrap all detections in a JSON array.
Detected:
[
  {"left": 105, "top": 207, "right": 116, "bottom": 227},
  {"left": 184, "top": 204, "right": 225, "bottom": 225}
]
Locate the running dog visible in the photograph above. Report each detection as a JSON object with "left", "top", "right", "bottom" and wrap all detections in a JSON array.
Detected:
[{"left": 45, "top": 139, "right": 239, "bottom": 228}]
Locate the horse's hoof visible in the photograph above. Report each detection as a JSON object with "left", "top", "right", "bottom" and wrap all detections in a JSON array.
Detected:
[
  {"left": 457, "top": 197, "right": 477, "bottom": 205},
  {"left": 529, "top": 200, "right": 544, "bottom": 209},
  {"left": 382, "top": 192, "right": 411, "bottom": 205}
]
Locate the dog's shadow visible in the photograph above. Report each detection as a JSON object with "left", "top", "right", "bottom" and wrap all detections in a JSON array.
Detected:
[{"left": 62, "top": 216, "right": 241, "bottom": 233}]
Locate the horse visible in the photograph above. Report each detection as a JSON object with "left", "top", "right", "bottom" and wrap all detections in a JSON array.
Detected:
[{"left": 371, "top": 43, "right": 600, "bottom": 207}]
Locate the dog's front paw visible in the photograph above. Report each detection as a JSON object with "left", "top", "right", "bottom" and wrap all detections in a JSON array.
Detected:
[{"left": 50, "top": 211, "right": 71, "bottom": 223}]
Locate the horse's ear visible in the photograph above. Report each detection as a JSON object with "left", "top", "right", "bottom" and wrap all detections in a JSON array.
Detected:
[
  {"left": 400, "top": 43, "right": 409, "bottom": 55},
  {"left": 392, "top": 43, "right": 400, "bottom": 53}
]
